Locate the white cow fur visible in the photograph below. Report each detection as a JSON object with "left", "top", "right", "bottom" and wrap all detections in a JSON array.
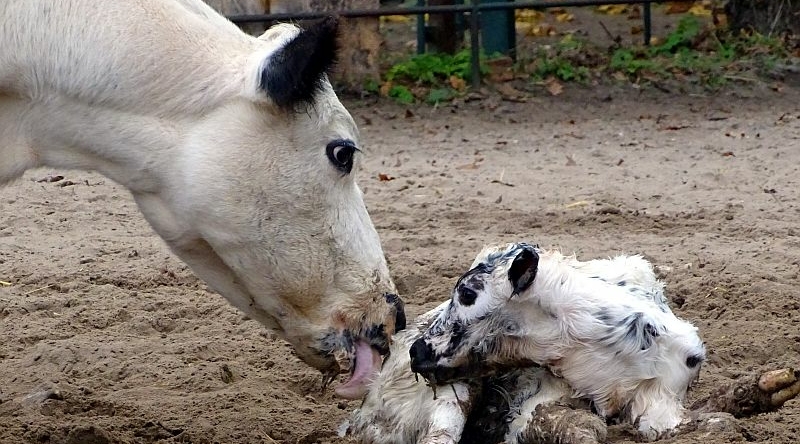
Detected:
[
  {"left": 0, "top": 0, "right": 401, "bottom": 382},
  {"left": 348, "top": 244, "right": 706, "bottom": 443}
]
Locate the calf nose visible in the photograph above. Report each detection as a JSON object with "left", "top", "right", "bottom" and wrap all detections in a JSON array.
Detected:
[{"left": 409, "top": 338, "right": 435, "bottom": 372}]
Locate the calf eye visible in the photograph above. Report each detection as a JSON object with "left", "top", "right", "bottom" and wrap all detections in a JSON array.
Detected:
[
  {"left": 326, "top": 139, "right": 357, "bottom": 174},
  {"left": 459, "top": 287, "right": 478, "bottom": 306}
]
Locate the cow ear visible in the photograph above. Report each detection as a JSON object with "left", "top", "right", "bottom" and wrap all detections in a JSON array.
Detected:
[
  {"left": 508, "top": 246, "right": 539, "bottom": 296},
  {"left": 257, "top": 16, "right": 338, "bottom": 110}
]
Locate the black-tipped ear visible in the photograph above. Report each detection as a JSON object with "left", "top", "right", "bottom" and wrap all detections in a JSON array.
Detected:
[
  {"left": 508, "top": 246, "right": 539, "bottom": 296},
  {"left": 259, "top": 16, "right": 339, "bottom": 110}
]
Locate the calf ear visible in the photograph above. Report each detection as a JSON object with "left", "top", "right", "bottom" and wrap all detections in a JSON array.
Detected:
[
  {"left": 258, "top": 16, "right": 338, "bottom": 110},
  {"left": 508, "top": 246, "right": 539, "bottom": 296}
]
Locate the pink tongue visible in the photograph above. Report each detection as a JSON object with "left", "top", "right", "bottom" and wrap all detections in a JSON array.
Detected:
[{"left": 334, "top": 340, "right": 381, "bottom": 399}]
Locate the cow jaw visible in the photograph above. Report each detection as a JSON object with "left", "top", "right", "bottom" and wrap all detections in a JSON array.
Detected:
[{"left": 335, "top": 339, "right": 382, "bottom": 399}]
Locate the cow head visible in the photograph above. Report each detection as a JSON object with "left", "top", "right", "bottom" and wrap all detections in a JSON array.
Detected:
[{"left": 168, "top": 17, "right": 404, "bottom": 399}]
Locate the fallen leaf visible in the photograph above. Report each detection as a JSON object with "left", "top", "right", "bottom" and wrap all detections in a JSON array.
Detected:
[
  {"left": 545, "top": 77, "right": 563, "bottom": 96},
  {"left": 721, "top": 151, "right": 735, "bottom": 157},
  {"left": 449, "top": 75, "right": 467, "bottom": 91},
  {"left": 555, "top": 12, "right": 574, "bottom": 23},
  {"left": 691, "top": 0, "right": 715, "bottom": 16},
  {"left": 627, "top": 5, "right": 641, "bottom": 20},
  {"left": 565, "top": 154, "right": 577, "bottom": 166},
  {"left": 377, "top": 173, "right": 395, "bottom": 181},
  {"left": 379, "top": 81, "right": 392, "bottom": 97},
  {"left": 404, "top": 109, "right": 415, "bottom": 119},
  {"left": 516, "top": 9, "right": 545, "bottom": 23},
  {"left": 495, "top": 195, "right": 503, "bottom": 203},
  {"left": 515, "top": 22, "right": 534, "bottom": 34},
  {"left": 664, "top": 2, "right": 693, "bottom": 14},
  {"left": 0, "top": 280, "right": 11, "bottom": 286},
  {"left": 661, "top": 124, "right": 690, "bottom": 131},
  {"left": 565, "top": 200, "right": 592, "bottom": 209},
  {"left": 617, "top": 159, "right": 625, "bottom": 166},
  {"left": 597, "top": 5, "right": 628, "bottom": 15},
  {"left": 630, "top": 25, "right": 643, "bottom": 35},
  {"left": 712, "top": 10, "right": 728, "bottom": 27},
  {"left": 495, "top": 82, "right": 526, "bottom": 101},
  {"left": 688, "top": 4, "right": 712, "bottom": 17},
  {"left": 529, "top": 24, "right": 556, "bottom": 37}
]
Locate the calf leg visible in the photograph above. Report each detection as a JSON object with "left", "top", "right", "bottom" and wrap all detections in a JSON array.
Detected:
[
  {"left": 672, "top": 368, "right": 800, "bottom": 439},
  {"left": 517, "top": 403, "right": 608, "bottom": 444},
  {"left": 506, "top": 369, "right": 607, "bottom": 444},
  {"left": 691, "top": 368, "right": 800, "bottom": 418},
  {"left": 419, "top": 383, "right": 472, "bottom": 444}
]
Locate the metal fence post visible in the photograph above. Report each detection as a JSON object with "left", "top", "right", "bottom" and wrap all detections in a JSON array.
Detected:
[
  {"left": 643, "top": 2, "right": 652, "bottom": 45},
  {"left": 470, "top": 0, "right": 481, "bottom": 88},
  {"left": 417, "top": 0, "right": 426, "bottom": 54}
]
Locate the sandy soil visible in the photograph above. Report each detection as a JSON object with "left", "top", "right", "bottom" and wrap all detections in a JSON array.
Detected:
[{"left": 2, "top": 83, "right": 800, "bottom": 444}]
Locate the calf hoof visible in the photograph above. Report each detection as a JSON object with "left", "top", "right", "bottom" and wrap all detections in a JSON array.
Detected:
[
  {"left": 516, "top": 403, "right": 607, "bottom": 444},
  {"left": 691, "top": 367, "right": 800, "bottom": 417},
  {"left": 758, "top": 368, "right": 800, "bottom": 408}
]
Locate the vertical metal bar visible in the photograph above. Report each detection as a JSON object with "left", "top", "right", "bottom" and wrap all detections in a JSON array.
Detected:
[
  {"left": 417, "top": 0, "right": 426, "bottom": 54},
  {"left": 470, "top": 0, "right": 481, "bottom": 88},
  {"left": 643, "top": 1, "right": 652, "bottom": 46}
]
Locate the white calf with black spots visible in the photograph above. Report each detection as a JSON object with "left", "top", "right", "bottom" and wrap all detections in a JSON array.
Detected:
[
  {"left": 347, "top": 243, "right": 708, "bottom": 443},
  {"left": 412, "top": 243, "right": 706, "bottom": 441}
]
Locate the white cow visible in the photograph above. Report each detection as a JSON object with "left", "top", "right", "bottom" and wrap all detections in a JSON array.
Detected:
[{"left": 0, "top": 0, "right": 404, "bottom": 399}]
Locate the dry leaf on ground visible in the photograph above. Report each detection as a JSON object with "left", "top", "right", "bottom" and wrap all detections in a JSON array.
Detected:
[
  {"left": 597, "top": 5, "right": 628, "bottom": 15},
  {"left": 545, "top": 77, "right": 564, "bottom": 96}
]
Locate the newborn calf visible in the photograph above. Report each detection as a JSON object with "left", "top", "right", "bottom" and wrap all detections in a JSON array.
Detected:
[
  {"left": 410, "top": 243, "right": 706, "bottom": 441},
  {"left": 348, "top": 243, "right": 698, "bottom": 443},
  {"left": 347, "top": 243, "right": 800, "bottom": 443}
]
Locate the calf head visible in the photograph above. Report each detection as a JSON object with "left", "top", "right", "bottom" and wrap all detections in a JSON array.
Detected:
[
  {"left": 410, "top": 243, "right": 540, "bottom": 384},
  {"left": 169, "top": 18, "right": 404, "bottom": 397}
]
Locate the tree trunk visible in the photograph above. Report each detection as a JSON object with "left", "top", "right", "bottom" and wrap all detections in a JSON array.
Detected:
[
  {"left": 427, "top": 0, "right": 462, "bottom": 54},
  {"left": 306, "top": 0, "right": 383, "bottom": 91},
  {"left": 724, "top": 0, "right": 800, "bottom": 40},
  {"left": 206, "top": 1, "right": 382, "bottom": 90},
  {"left": 204, "top": 0, "right": 269, "bottom": 35}
]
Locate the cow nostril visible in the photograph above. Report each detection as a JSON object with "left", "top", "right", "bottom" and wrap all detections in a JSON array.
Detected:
[{"left": 385, "top": 293, "right": 406, "bottom": 332}]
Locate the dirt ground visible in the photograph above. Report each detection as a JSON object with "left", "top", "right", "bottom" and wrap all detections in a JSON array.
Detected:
[{"left": 2, "top": 77, "right": 800, "bottom": 444}]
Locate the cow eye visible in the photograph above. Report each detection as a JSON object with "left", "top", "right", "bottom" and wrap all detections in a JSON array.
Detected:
[
  {"left": 459, "top": 287, "right": 478, "bottom": 306},
  {"left": 326, "top": 140, "right": 357, "bottom": 174}
]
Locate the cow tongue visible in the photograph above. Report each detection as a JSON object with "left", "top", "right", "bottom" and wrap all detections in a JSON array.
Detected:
[{"left": 334, "top": 339, "right": 381, "bottom": 399}]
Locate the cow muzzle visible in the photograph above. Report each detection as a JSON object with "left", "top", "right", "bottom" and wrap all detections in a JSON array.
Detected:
[{"left": 332, "top": 292, "right": 406, "bottom": 399}]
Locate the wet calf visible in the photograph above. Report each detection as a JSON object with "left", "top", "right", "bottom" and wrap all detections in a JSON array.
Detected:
[{"left": 412, "top": 243, "right": 706, "bottom": 440}]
